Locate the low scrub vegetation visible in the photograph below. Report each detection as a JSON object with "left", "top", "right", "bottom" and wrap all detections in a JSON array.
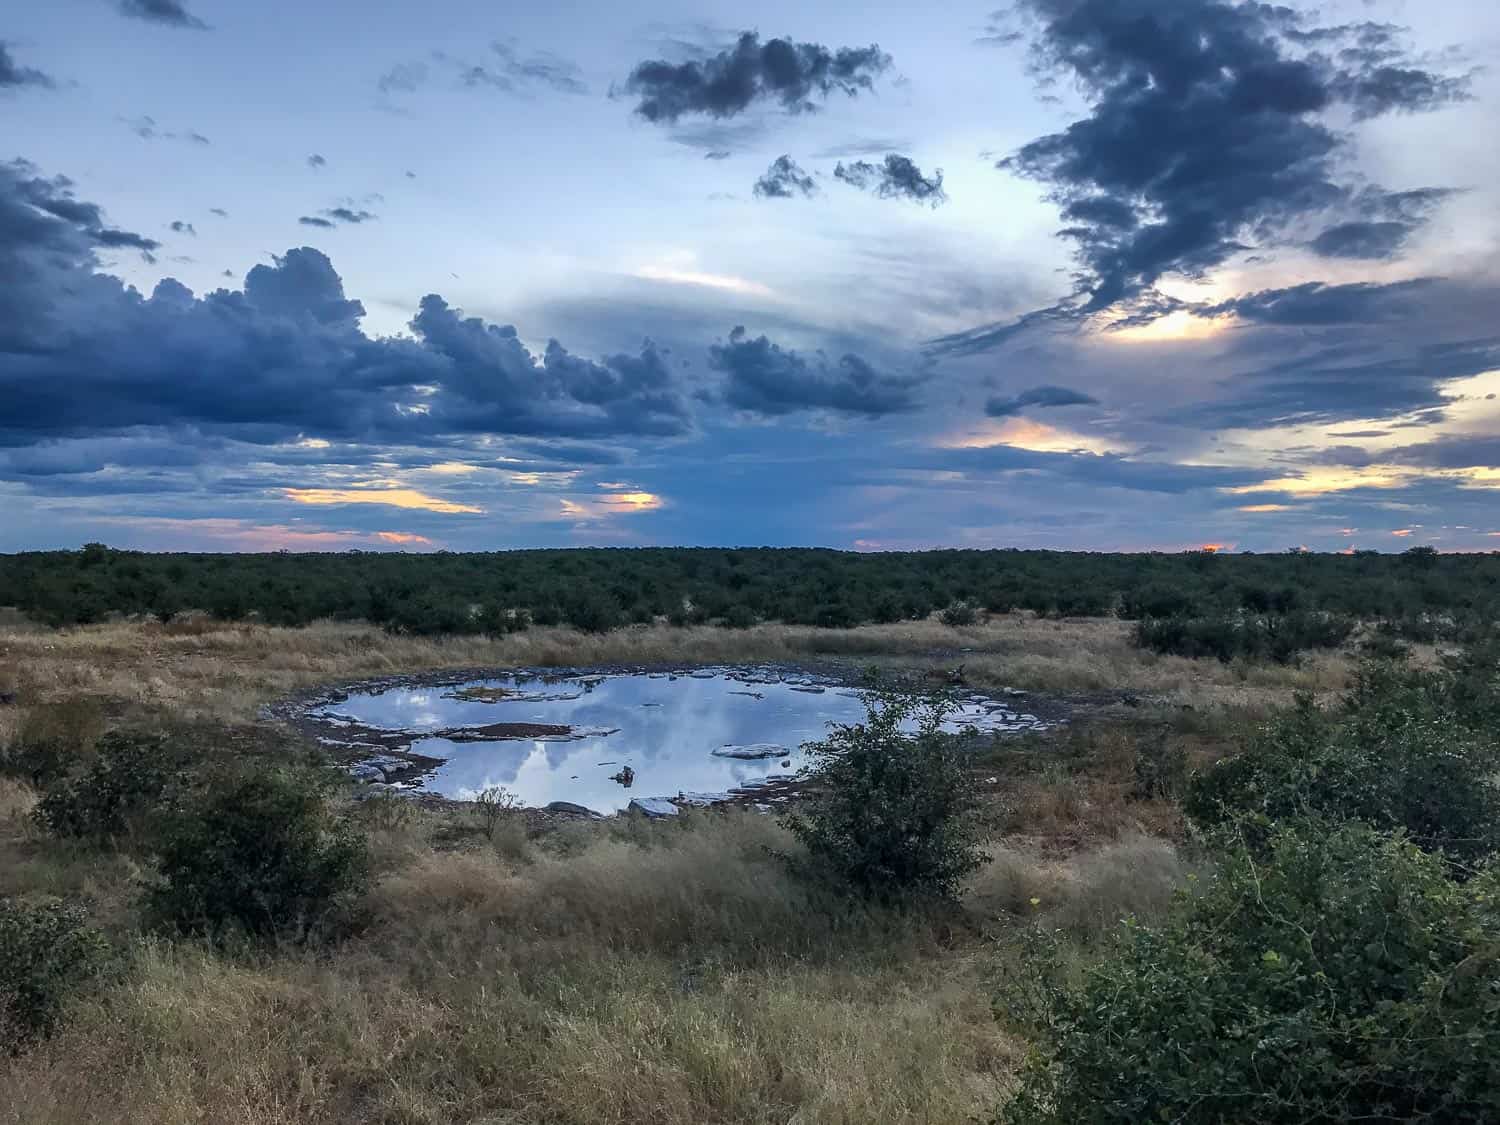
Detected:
[{"left": 1132, "top": 610, "right": 1354, "bottom": 663}]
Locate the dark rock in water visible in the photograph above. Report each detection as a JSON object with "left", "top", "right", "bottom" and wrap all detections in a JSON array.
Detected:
[
  {"left": 610, "top": 765, "right": 636, "bottom": 787},
  {"left": 545, "top": 800, "right": 600, "bottom": 817},
  {"left": 780, "top": 760, "right": 792, "bottom": 768},
  {"left": 629, "top": 797, "right": 679, "bottom": 818},
  {"left": 0, "top": 691, "right": 15, "bottom": 706},
  {"left": 712, "top": 743, "right": 788, "bottom": 760}
]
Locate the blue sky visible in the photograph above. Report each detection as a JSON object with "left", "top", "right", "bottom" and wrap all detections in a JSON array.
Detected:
[{"left": 3, "top": 0, "right": 1499, "bottom": 553}]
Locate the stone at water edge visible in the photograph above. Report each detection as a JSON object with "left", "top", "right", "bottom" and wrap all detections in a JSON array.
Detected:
[
  {"left": 712, "top": 743, "right": 789, "bottom": 760},
  {"left": 629, "top": 797, "right": 680, "bottom": 818},
  {"left": 545, "top": 800, "right": 602, "bottom": 817}
]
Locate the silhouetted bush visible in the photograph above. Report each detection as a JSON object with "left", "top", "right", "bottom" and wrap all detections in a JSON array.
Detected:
[{"left": 148, "top": 770, "right": 368, "bottom": 939}]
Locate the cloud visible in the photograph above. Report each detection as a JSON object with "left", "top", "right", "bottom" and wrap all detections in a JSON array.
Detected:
[
  {"left": 169, "top": 220, "right": 196, "bottom": 236},
  {"left": 709, "top": 327, "right": 923, "bottom": 417},
  {"left": 1202, "top": 278, "right": 1439, "bottom": 325},
  {"left": 993, "top": 0, "right": 1470, "bottom": 312},
  {"left": 117, "top": 0, "right": 207, "bottom": 29},
  {"left": 0, "top": 42, "right": 55, "bottom": 89},
  {"left": 704, "top": 150, "right": 731, "bottom": 160},
  {"left": 623, "top": 31, "right": 891, "bottom": 123},
  {"left": 753, "top": 155, "right": 817, "bottom": 200},
  {"left": 985, "top": 384, "right": 1099, "bottom": 417},
  {"left": 378, "top": 41, "right": 588, "bottom": 100},
  {"left": 284, "top": 487, "right": 483, "bottom": 514},
  {"left": 209, "top": 207, "right": 228, "bottom": 217},
  {"left": 124, "top": 116, "right": 211, "bottom": 144},
  {"left": 0, "top": 159, "right": 694, "bottom": 449},
  {"left": 307, "top": 154, "right": 326, "bottom": 170},
  {"left": 833, "top": 154, "right": 947, "bottom": 206},
  {"left": 297, "top": 216, "right": 335, "bottom": 229},
  {"left": 324, "top": 207, "right": 376, "bottom": 224}
]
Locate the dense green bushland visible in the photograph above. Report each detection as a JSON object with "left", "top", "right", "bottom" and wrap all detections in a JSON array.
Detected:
[
  {"left": 2, "top": 542, "right": 1498, "bottom": 633},
  {"left": 1185, "top": 651, "right": 1500, "bottom": 864},
  {"left": 0, "top": 899, "right": 110, "bottom": 1047},
  {"left": 1005, "top": 646, "right": 1500, "bottom": 1121},
  {"left": 1133, "top": 609, "right": 1354, "bottom": 663},
  {"left": 1004, "top": 822, "right": 1500, "bottom": 1124}
]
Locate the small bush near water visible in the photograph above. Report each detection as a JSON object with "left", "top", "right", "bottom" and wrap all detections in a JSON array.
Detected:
[
  {"left": 32, "top": 731, "right": 186, "bottom": 844},
  {"left": 0, "top": 898, "right": 109, "bottom": 1048},
  {"left": 787, "top": 696, "right": 986, "bottom": 900},
  {"left": 147, "top": 769, "right": 368, "bottom": 940},
  {"left": 1002, "top": 821, "right": 1500, "bottom": 1124}
]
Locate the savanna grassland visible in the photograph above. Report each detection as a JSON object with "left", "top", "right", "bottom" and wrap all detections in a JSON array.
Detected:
[{"left": 1, "top": 546, "right": 1498, "bottom": 1123}]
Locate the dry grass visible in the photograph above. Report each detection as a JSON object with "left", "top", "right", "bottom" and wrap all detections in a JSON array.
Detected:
[
  {"left": 0, "top": 614, "right": 1352, "bottom": 733},
  {"left": 0, "top": 613, "right": 1291, "bottom": 1122},
  {"left": 1, "top": 811, "right": 1110, "bottom": 1124}
]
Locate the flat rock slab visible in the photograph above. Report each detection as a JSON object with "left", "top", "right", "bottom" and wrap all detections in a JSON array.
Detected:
[
  {"left": 711, "top": 743, "right": 789, "bottom": 760},
  {"left": 628, "top": 797, "right": 680, "bottom": 818}
]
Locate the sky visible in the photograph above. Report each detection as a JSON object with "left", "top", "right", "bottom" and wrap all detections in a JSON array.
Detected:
[{"left": 3, "top": 0, "right": 1499, "bottom": 554}]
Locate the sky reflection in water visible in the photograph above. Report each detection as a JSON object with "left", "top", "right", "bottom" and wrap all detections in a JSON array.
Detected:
[{"left": 316, "top": 669, "right": 1039, "bottom": 812}]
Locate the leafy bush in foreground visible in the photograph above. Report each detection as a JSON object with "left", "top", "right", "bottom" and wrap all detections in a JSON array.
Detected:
[
  {"left": 1185, "top": 662, "right": 1500, "bottom": 865},
  {"left": 33, "top": 731, "right": 186, "bottom": 843},
  {"left": 148, "top": 770, "right": 368, "bottom": 939},
  {"left": 0, "top": 898, "right": 110, "bottom": 1048},
  {"left": 1003, "top": 822, "right": 1500, "bottom": 1124},
  {"left": 786, "top": 697, "right": 985, "bottom": 900}
]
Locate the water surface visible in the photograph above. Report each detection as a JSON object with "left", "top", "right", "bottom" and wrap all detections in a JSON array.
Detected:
[{"left": 313, "top": 667, "right": 1042, "bottom": 813}]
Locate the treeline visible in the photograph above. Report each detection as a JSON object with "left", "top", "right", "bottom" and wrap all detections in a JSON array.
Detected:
[{"left": 2, "top": 542, "right": 1498, "bottom": 633}]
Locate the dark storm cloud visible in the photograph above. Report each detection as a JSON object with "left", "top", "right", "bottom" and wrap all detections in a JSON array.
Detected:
[
  {"left": 992, "top": 0, "right": 1470, "bottom": 313},
  {"left": 708, "top": 327, "right": 923, "bottom": 417},
  {"left": 834, "top": 154, "right": 948, "bottom": 206},
  {"left": 169, "top": 220, "right": 195, "bottom": 236},
  {"left": 307, "top": 154, "right": 326, "bottom": 170},
  {"left": 753, "top": 156, "right": 817, "bottom": 200},
  {"left": 985, "top": 384, "right": 1098, "bottom": 417},
  {"left": 0, "top": 160, "right": 693, "bottom": 448},
  {"left": 1309, "top": 221, "right": 1411, "bottom": 260},
  {"left": 117, "top": 0, "right": 207, "bottom": 29},
  {"left": 925, "top": 444, "right": 1263, "bottom": 494},
  {"left": 1202, "top": 279, "right": 1439, "bottom": 325},
  {"left": 0, "top": 42, "right": 55, "bottom": 89},
  {"left": 508, "top": 439, "right": 625, "bottom": 466},
  {"left": 623, "top": 31, "right": 891, "bottom": 123}
]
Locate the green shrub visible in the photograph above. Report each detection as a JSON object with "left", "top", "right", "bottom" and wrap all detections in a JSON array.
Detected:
[
  {"left": 1134, "top": 611, "right": 1354, "bottom": 664},
  {"left": 147, "top": 769, "right": 368, "bottom": 939},
  {"left": 940, "top": 601, "right": 979, "bottom": 627},
  {"left": 1130, "top": 737, "right": 1187, "bottom": 800},
  {"left": 786, "top": 697, "right": 985, "bottom": 900},
  {"left": 1185, "top": 664, "right": 1500, "bottom": 865},
  {"left": 32, "top": 731, "right": 185, "bottom": 843},
  {"left": 0, "top": 897, "right": 110, "bottom": 1048},
  {"left": 0, "top": 701, "right": 105, "bottom": 789},
  {"left": 1003, "top": 822, "right": 1500, "bottom": 1124}
]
